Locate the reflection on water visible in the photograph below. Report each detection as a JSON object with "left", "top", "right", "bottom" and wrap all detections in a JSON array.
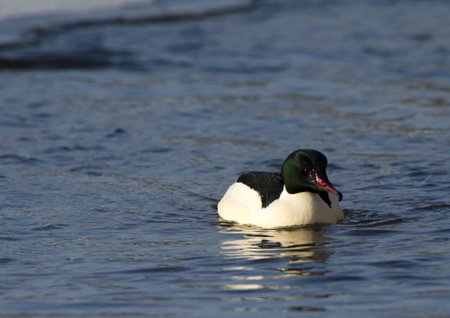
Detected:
[
  {"left": 221, "top": 224, "right": 328, "bottom": 261},
  {"left": 220, "top": 225, "right": 331, "bottom": 291}
]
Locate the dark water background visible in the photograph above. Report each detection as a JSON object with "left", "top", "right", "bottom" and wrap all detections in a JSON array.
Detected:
[{"left": 1, "top": 0, "right": 450, "bottom": 317}]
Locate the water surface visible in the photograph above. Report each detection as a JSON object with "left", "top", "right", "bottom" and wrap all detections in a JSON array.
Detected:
[{"left": 0, "top": 0, "right": 449, "bottom": 317}]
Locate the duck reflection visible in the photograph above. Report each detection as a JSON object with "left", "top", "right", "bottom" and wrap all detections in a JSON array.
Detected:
[{"left": 220, "top": 224, "right": 331, "bottom": 279}]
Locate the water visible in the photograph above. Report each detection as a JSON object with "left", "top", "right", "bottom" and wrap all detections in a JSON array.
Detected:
[{"left": 1, "top": 0, "right": 449, "bottom": 317}]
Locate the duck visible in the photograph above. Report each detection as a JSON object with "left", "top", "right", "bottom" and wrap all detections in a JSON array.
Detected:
[{"left": 217, "top": 149, "right": 344, "bottom": 229}]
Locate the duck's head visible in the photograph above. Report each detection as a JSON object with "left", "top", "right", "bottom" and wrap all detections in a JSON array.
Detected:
[{"left": 281, "top": 149, "right": 343, "bottom": 201}]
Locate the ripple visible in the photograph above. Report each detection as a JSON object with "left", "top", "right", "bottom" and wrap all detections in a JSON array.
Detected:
[
  {"left": 105, "top": 128, "right": 127, "bottom": 138},
  {"left": 344, "top": 229, "right": 398, "bottom": 236},
  {"left": 32, "top": 224, "right": 70, "bottom": 232},
  {"left": 371, "top": 260, "right": 417, "bottom": 269},
  {"left": 417, "top": 203, "right": 450, "bottom": 212},
  {"left": 112, "top": 266, "right": 190, "bottom": 275},
  {"left": 326, "top": 275, "right": 367, "bottom": 282},
  {"left": 0, "top": 257, "right": 16, "bottom": 264},
  {"left": 280, "top": 267, "right": 327, "bottom": 277},
  {"left": 0, "top": 236, "right": 20, "bottom": 241},
  {"left": 0, "top": 154, "right": 41, "bottom": 165},
  {"left": 69, "top": 165, "right": 103, "bottom": 176},
  {"left": 342, "top": 209, "right": 406, "bottom": 227},
  {"left": 289, "top": 306, "right": 326, "bottom": 312}
]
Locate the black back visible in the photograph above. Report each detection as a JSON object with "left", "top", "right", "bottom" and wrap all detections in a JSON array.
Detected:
[{"left": 237, "top": 172, "right": 284, "bottom": 208}]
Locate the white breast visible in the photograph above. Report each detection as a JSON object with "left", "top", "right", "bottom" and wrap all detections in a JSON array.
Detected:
[{"left": 218, "top": 182, "right": 343, "bottom": 229}]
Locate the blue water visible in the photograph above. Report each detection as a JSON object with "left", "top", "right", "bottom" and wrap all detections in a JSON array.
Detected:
[{"left": 1, "top": 0, "right": 450, "bottom": 317}]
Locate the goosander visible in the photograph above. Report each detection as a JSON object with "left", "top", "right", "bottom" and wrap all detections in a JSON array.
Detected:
[{"left": 217, "top": 149, "right": 344, "bottom": 229}]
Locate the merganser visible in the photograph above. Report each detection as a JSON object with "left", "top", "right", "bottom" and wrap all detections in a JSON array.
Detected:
[{"left": 217, "top": 149, "right": 344, "bottom": 229}]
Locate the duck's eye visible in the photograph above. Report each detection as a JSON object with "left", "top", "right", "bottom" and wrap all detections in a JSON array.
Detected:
[{"left": 302, "top": 168, "right": 309, "bottom": 176}]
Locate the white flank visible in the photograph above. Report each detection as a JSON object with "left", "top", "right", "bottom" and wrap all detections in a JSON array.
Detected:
[{"left": 218, "top": 182, "right": 344, "bottom": 229}]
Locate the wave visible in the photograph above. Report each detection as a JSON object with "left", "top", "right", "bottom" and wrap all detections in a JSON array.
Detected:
[
  {"left": 0, "top": 0, "right": 255, "bottom": 49},
  {"left": 0, "top": 0, "right": 256, "bottom": 70}
]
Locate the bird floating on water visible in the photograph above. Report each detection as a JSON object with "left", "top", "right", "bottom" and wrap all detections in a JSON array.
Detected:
[{"left": 217, "top": 149, "right": 344, "bottom": 229}]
